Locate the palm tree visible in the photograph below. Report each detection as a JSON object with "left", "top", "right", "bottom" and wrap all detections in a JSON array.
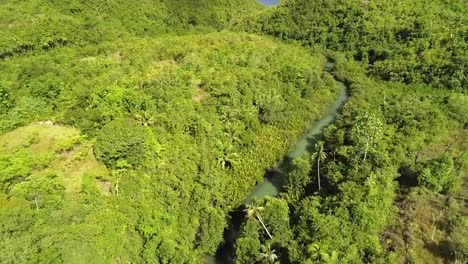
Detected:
[
  {"left": 244, "top": 204, "right": 273, "bottom": 239},
  {"left": 311, "top": 141, "right": 327, "bottom": 191},
  {"left": 216, "top": 140, "right": 240, "bottom": 169},
  {"left": 134, "top": 110, "right": 155, "bottom": 126},
  {"left": 307, "top": 243, "right": 338, "bottom": 263},
  {"left": 258, "top": 244, "right": 278, "bottom": 264}
]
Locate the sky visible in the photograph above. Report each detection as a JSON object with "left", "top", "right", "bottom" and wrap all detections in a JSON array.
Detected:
[{"left": 257, "top": 0, "right": 280, "bottom": 6}]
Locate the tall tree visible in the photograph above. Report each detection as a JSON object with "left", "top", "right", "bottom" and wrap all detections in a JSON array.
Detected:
[
  {"left": 244, "top": 204, "right": 273, "bottom": 239},
  {"left": 311, "top": 141, "right": 327, "bottom": 191},
  {"left": 351, "top": 114, "right": 383, "bottom": 162}
]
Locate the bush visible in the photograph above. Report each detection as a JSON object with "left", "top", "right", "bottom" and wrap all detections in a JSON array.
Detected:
[
  {"left": 417, "top": 156, "right": 455, "bottom": 193},
  {"left": 94, "top": 118, "right": 150, "bottom": 169},
  {"left": 0, "top": 82, "right": 14, "bottom": 112}
]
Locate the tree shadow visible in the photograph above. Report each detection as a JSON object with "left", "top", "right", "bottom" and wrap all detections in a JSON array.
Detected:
[
  {"left": 396, "top": 164, "right": 419, "bottom": 188},
  {"left": 214, "top": 206, "right": 246, "bottom": 264},
  {"left": 423, "top": 240, "right": 455, "bottom": 262}
]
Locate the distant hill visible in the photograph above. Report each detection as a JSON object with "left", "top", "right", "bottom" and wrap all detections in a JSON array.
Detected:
[
  {"left": 240, "top": 0, "right": 468, "bottom": 91},
  {"left": 0, "top": 0, "right": 263, "bottom": 59}
]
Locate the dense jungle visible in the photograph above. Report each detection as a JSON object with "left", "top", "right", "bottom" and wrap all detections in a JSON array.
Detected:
[{"left": 0, "top": 0, "right": 466, "bottom": 263}]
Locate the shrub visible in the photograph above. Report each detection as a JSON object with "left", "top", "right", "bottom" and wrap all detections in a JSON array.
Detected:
[
  {"left": 417, "top": 156, "right": 455, "bottom": 193},
  {"left": 94, "top": 118, "right": 150, "bottom": 169}
]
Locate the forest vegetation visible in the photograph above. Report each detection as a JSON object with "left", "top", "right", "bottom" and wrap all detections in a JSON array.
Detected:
[{"left": 0, "top": 0, "right": 466, "bottom": 263}]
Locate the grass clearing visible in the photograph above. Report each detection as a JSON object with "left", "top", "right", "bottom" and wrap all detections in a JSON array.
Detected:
[{"left": 0, "top": 122, "right": 110, "bottom": 197}]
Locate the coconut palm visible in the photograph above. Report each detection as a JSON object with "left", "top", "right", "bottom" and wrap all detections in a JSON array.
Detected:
[
  {"left": 244, "top": 204, "right": 273, "bottom": 239},
  {"left": 134, "top": 110, "right": 155, "bottom": 126},
  {"left": 216, "top": 140, "right": 240, "bottom": 169},
  {"left": 311, "top": 141, "right": 327, "bottom": 191},
  {"left": 258, "top": 244, "right": 278, "bottom": 264},
  {"left": 307, "top": 243, "right": 338, "bottom": 264}
]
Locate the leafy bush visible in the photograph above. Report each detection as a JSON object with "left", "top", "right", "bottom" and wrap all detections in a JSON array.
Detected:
[
  {"left": 0, "top": 82, "right": 14, "bottom": 112},
  {"left": 94, "top": 118, "right": 150, "bottom": 169},
  {"left": 417, "top": 156, "right": 455, "bottom": 193},
  {"left": 0, "top": 97, "right": 51, "bottom": 133}
]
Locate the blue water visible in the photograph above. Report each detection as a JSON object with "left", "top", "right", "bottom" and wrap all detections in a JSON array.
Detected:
[{"left": 257, "top": 0, "right": 280, "bottom": 6}]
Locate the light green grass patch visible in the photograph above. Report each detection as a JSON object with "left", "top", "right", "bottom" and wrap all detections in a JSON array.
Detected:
[{"left": 0, "top": 122, "right": 110, "bottom": 197}]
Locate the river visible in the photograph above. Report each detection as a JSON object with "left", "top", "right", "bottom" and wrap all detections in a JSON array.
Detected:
[
  {"left": 256, "top": 0, "right": 280, "bottom": 6},
  {"left": 206, "top": 61, "right": 349, "bottom": 263}
]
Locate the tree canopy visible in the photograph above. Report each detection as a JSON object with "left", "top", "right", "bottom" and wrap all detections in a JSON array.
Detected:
[{"left": 0, "top": 0, "right": 467, "bottom": 263}]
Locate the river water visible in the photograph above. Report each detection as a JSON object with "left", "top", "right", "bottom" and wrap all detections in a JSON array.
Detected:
[
  {"left": 257, "top": 0, "right": 280, "bottom": 6},
  {"left": 207, "top": 62, "right": 348, "bottom": 263}
]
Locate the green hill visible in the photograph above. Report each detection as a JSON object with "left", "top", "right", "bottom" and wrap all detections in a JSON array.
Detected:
[
  {"left": 0, "top": 30, "right": 339, "bottom": 262},
  {"left": 240, "top": 0, "right": 468, "bottom": 91},
  {"left": 0, "top": 0, "right": 263, "bottom": 59}
]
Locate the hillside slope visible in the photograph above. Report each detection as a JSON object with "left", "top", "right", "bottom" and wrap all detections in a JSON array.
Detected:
[
  {"left": 239, "top": 0, "right": 467, "bottom": 91},
  {"left": 0, "top": 0, "right": 263, "bottom": 59},
  {"left": 0, "top": 31, "right": 339, "bottom": 263}
]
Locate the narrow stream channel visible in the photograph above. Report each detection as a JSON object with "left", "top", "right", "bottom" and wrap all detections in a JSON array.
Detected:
[{"left": 207, "top": 62, "right": 349, "bottom": 263}]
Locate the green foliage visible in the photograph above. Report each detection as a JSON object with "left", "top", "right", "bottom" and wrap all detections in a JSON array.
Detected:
[
  {"left": 0, "top": 82, "right": 14, "bottom": 111},
  {"left": 195, "top": 206, "right": 226, "bottom": 254},
  {"left": 285, "top": 157, "right": 311, "bottom": 203},
  {"left": 80, "top": 173, "right": 102, "bottom": 204},
  {"left": 95, "top": 118, "right": 151, "bottom": 169},
  {"left": 235, "top": 236, "right": 262, "bottom": 264},
  {"left": 0, "top": 0, "right": 262, "bottom": 59},
  {"left": 451, "top": 216, "right": 468, "bottom": 262},
  {"left": 0, "top": 24, "right": 338, "bottom": 262},
  {"left": 417, "top": 156, "right": 456, "bottom": 193},
  {"left": 0, "top": 151, "right": 32, "bottom": 192},
  {"left": 26, "top": 73, "right": 65, "bottom": 103},
  {"left": 350, "top": 114, "right": 384, "bottom": 162},
  {"left": 10, "top": 170, "right": 65, "bottom": 210},
  {"left": 446, "top": 93, "right": 468, "bottom": 125},
  {"left": 258, "top": 244, "right": 278, "bottom": 264},
  {"left": 0, "top": 0, "right": 466, "bottom": 263},
  {"left": 306, "top": 243, "right": 338, "bottom": 264},
  {"left": 87, "top": 86, "right": 152, "bottom": 128},
  {"left": 0, "top": 97, "right": 52, "bottom": 133},
  {"left": 231, "top": 54, "right": 464, "bottom": 263},
  {"left": 242, "top": 0, "right": 468, "bottom": 91}
]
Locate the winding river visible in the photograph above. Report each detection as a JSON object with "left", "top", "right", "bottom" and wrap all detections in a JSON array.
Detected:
[{"left": 207, "top": 62, "right": 350, "bottom": 263}]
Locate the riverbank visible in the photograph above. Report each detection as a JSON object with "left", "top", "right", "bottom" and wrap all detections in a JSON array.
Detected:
[{"left": 208, "top": 61, "right": 350, "bottom": 263}]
